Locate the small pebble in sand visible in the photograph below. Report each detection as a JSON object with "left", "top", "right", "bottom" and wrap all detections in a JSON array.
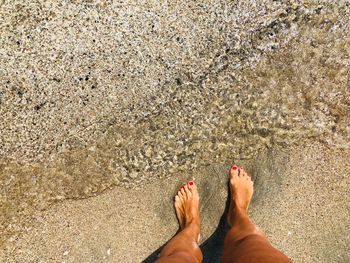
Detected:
[
  {"left": 107, "top": 248, "right": 111, "bottom": 256},
  {"left": 63, "top": 251, "right": 69, "bottom": 256}
]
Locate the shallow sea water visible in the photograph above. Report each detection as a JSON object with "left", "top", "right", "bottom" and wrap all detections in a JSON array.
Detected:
[{"left": 1, "top": 0, "right": 350, "bottom": 248}]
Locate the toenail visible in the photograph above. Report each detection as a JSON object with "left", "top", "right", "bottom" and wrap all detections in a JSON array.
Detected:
[
  {"left": 231, "top": 165, "right": 238, "bottom": 170},
  {"left": 189, "top": 181, "right": 194, "bottom": 186}
]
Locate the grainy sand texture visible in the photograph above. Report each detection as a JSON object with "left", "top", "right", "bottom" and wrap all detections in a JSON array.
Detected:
[{"left": 1, "top": 0, "right": 349, "bottom": 262}]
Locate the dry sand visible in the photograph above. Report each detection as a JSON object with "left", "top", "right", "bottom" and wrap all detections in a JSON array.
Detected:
[{"left": 1, "top": 142, "right": 349, "bottom": 263}]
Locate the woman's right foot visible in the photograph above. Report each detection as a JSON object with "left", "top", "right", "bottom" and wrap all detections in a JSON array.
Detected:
[{"left": 228, "top": 166, "right": 254, "bottom": 226}]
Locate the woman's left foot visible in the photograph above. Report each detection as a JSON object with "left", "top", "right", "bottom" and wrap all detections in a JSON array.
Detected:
[{"left": 174, "top": 181, "right": 200, "bottom": 243}]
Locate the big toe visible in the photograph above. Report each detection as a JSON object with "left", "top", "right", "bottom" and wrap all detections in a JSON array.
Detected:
[
  {"left": 187, "top": 181, "right": 197, "bottom": 191},
  {"left": 187, "top": 181, "right": 199, "bottom": 198},
  {"left": 230, "top": 165, "right": 239, "bottom": 179}
]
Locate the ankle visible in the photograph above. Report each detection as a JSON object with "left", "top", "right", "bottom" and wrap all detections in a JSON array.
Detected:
[
  {"left": 181, "top": 223, "right": 200, "bottom": 243},
  {"left": 185, "top": 219, "right": 200, "bottom": 229},
  {"left": 228, "top": 204, "right": 249, "bottom": 226}
]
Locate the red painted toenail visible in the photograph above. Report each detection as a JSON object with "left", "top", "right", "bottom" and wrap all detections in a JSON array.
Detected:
[
  {"left": 189, "top": 181, "right": 194, "bottom": 186},
  {"left": 231, "top": 165, "right": 238, "bottom": 170}
]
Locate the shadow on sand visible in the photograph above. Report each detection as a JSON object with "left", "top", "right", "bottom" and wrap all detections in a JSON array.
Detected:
[{"left": 142, "top": 184, "right": 231, "bottom": 263}]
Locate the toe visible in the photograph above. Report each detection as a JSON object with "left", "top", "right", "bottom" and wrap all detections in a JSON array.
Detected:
[
  {"left": 241, "top": 167, "right": 252, "bottom": 180},
  {"left": 175, "top": 195, "right": 181, "bottom": 206},
  {"left": 240, "top": 167, "right": 247, "bottom": 177},
  {"left": 178, "top": 183, "right": 186, "bottom": 191},
  {"left": 178, "top": 189, "right": 184, "bottom": 200},
  {"left": 230, "top": 165, "right": 239, "bottom": 178},
  {"left": 180, "top": 187, "right": 187, "bottom": 199},
  {"left": 188, "top": 181, "right": 199, "bottom": 202},
  {"left": 187, "top": 181, "right": 197, "bottom": 192},
  {"left": 176, "top": 184, "right": 185, "bottom": 195},
  {"left": 184, "top": 184, "right": 192, "bottom": 199}
]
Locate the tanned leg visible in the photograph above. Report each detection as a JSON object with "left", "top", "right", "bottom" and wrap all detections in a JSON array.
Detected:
[
  {"left": 156, "top": 181, "right": 202, "bottom": 263},
  {"left": 221, "top": 166, "right": 290, "bottom": 263}
]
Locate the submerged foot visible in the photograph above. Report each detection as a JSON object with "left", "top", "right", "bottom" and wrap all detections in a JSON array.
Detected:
[
  {"left": 174, "top": 181, "right": 200, "bottom": 242},
  {"left": 228, "top": 166, "right": 254, "bottom": 226}
]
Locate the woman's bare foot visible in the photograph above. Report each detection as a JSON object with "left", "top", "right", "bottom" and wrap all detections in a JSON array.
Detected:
[
  {"left": 228, "top": 166, "right": 254, "bottom": 226},
  {"left": 174, "top": 181, "right": 200, "bottom": 243},
  {"left": 222, "top": 166, "right": 291, "bottom": 263}
]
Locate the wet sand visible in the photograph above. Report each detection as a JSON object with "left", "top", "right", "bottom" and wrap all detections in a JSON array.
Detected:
[
  {"left": 1, "top": 0, "right": 350, "bottom": 262},
  {"left": 1, "top": 142, "right": 349, "bottom": 263}
]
